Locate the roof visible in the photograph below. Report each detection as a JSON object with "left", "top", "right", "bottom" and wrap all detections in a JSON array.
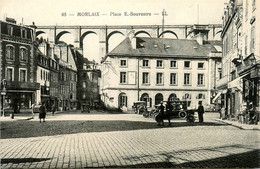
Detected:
[{"left": 105, "top": 37, "right": 222, "bottom": 60}]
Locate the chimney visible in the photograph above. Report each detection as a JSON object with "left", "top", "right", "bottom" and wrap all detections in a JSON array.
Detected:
[
  {"left": 191, "top": 25, "right": 209, "bottom": 45},
  {"left": 127, "top": 30, "right": 136, "bottom": 49},
  {"left": 195, "top": 32, "right": 204, "bottom": 45}
]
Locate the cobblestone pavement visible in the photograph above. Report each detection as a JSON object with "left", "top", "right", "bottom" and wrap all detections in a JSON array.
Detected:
[{"left": 1, "top": 113, "right": 260, "bottom": 168}]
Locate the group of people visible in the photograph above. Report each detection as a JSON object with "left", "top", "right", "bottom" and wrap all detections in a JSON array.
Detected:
[{"left": 158, "top": 101, "right": 205, "bottom": 126}]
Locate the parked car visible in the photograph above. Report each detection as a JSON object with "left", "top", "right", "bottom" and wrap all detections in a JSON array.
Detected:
[
  {"left": 132, "top": 101, "right": 147, "bottom": 114},
  {"left": 154, "top": 100, "right": 196, "bottom": 122}
]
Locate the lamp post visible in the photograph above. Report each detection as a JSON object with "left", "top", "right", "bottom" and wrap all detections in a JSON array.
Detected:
[{"left": 1, "top": 79, "right": 7, "bottom": 116}]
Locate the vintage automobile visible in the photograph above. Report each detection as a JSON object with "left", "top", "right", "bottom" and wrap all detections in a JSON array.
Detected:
[
  {"left": 132, "top": 101, "right": 147, "bottom": 114},
  {"left": 154, "top": 100, "right": 197, "bottom": 122}
]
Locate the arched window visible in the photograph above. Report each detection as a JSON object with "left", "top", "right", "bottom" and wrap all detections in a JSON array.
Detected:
[
  {"left": 118, "top": 93, "right": 127, "bottom": 107},
  {"left": 155, "top": 93, "right": 163, "bottom": 105},
  {"left": 168, "top": 93, "right": 178, "bottom": 101},
  {"left": 140, "top": 93, "right": 152, "bottom": 107},
  {"left": 20, "top": 47, "right": 28, "bottom": 62},
  {"left": 6, "top": 45, "right": 14, "bottom": 60}
]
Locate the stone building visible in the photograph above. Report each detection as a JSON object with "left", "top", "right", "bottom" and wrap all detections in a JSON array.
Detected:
[
  {"left": 74, "top": 49, "right": 101, "bottom": 109},
  {"left": 53, "top": 43, "right": 77, "bottom": 110},
  {"left": 36, "top": 41, "right": 60, "bottom": 111},
  {"left": 101, "top": 26, "right": 222, "bottom": 111},
  {"left": 217, "top": 0, "right": 259, "bottom": 120},
  {"left": 0, "top": 18, "right": 40, "bottom": 114}
]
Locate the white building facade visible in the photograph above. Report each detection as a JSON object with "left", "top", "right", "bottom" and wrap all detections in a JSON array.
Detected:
[{"left": 102, "top": 34, "right": 222, "bottom": 111}]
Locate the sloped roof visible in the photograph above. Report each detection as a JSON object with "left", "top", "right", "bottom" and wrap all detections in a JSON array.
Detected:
[{"left": 106, "top": 37, "right": 222, "bottom": 59}]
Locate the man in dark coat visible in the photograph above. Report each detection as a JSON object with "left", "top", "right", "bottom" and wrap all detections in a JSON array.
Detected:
[
  {"left": 198, "top": 101, "right": 205, "bottom": 123},
  {"left": 159, "top": 102, "right": 165, "bottom": 126},
  {"left": 166, "top": 101, "right": 173, "bottom": 126},
  {"left": 39, "top": 102, "right": 47, "bottom": 123}
]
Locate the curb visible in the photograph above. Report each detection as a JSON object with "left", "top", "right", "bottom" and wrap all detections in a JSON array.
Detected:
[{"left": 214, "top": 118, "right": 260, "bottom": 130}]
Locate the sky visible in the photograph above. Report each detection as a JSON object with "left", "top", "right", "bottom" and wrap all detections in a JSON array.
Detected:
[
  {"left": 0, "top": 0, "right": 228, "bottom": 63},
  {"left": 0, "top": 0, "right": 228, "bottom": 26}
]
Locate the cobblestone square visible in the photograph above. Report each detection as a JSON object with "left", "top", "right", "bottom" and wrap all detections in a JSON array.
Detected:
[{"left": 1, "top": 112, "right": 260, "bottom": 168}]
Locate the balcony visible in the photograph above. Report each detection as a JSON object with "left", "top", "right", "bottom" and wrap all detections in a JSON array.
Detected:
[
  {"left": 216, "top": 76, "right": 229, "bottom": 89},
  {"left": 6, "top": 81, "right": 40, "bottom": 91}
]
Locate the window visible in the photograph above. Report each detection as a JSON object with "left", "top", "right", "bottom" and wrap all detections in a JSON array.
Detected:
[
  {"left": 170, "top": 73, "right": 177, "bottom": 85},
  {"left": 156, "top": 60, "right": 163, "bottom": 68},
  {"left": 7, "top": 25, "right": 13, "bottom": 36},
  {"left": 142, "top": 72, "right": 149, "bottom": 84},
  {"left": 20, "top": 48, "right": 27, "bottom": 62},
  {"left": 184, "top": 93, "right": 191, "bottom": 99},
  {"left": 156, "top": 73, "right": 163, "bottom": 85},
  {"left": 251, "top": 25, "right": 255, "bottom": 53},
  {"left": 184, "top": 73, "right": 190, "bottom": 85},
  {"left": 119, "top": 93, "right": 127, "bottom": 107},
  {"left": 19, "top": 69, "right": 27, "bottom": 82},
  {"left": 6, "top": 67, "right": 14, "bottom": 81},
  {"left": 83, "top": 82, "right": 86, "bottom": 88},
  {"left": 218, "top": 68, "right": 222, "bottom": 79},
  {"left": 197, "top": 93, "right": 205, "bottom": 99},
  {"left": 245, "top": 0, "right": 248, "bottom": 20},
  {"left": 83, "top": 73, "right": 87, "bottom": 78},
  {"left": 120, "top": 59, "right": 127, "bottom": 67},
  {"left": 184, "top": 61, "right": 191, "bottom": 68},
  {"left": 245, "top": 35, "right": 248, "bottom": 56},
  {"left": 198, "top": 74, "right": 204, "bottom": 85},
  {"left": 198, "top": 62, "right": 204, "bottom": 69},
  {"left": 142, "top": 60, "right": 149, "bottom": 67},
  {"left": 6, "top": 45, "right": 14, "bottom": 60},
  {"left": 120, "top": 72, "right": 127, "bottom": 84},
  {"left": 83, "top": 63, "right": 87, "bottom": 70},
  {"left": 252, "top": 0, "right": 256, "bottom": 10},
  {"left": 82, "top": 93, "right": 86, "bottom": 99},
  {"left": 170, "top": 60, "right": 177, "bottom": 68}
]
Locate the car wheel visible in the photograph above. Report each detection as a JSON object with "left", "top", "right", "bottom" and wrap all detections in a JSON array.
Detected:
[
  {"left": 179, "top": 111, "right": 187, "bottom": 118},
  {"left": 186, "top": 115, "right": 195, "bottom": 122}
]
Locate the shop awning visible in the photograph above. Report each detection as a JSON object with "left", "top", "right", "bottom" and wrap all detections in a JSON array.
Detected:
[
  {"left": 212, "top": 92, "right": 222, "bottom": 103},
  {"left": 228, "top": 73, "right": 249, "bottom": 90}
]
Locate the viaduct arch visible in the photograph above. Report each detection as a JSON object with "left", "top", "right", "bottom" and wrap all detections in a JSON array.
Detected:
[{"left": 36, "top": 24, "right": 222, "bottom": 63}]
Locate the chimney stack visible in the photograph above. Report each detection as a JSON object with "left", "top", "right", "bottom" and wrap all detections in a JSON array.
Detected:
[{"left": 127, "top": 30, "right": 136, "bottom": 49}]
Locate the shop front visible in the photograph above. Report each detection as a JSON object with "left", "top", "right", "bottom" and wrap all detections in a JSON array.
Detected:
[
  {"left": 237, "top": 54, "right": 260, "bottom": 124},
  {"left": 1, "top": 81, "right": 40, "bottom": 115}
]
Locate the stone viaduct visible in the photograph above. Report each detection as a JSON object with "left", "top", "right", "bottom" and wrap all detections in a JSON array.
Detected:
[{"left": 36, "top": 24, "right": 222, "bottom": 60}]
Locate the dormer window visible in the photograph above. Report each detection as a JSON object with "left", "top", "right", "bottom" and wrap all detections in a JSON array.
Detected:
[{"left": 7, "top": 25, "right": 13, "bottom": 36}]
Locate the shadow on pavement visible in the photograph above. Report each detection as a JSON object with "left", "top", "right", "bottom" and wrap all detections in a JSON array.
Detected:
[
  {"left": 1, "top": 158, "right": 51, "bottom": 164},
  {"left": 1, "top": 120, "right": 228, "bottom": 139},
  {"left": 101, "top": 145, "right": 260, "bottom": 168}
]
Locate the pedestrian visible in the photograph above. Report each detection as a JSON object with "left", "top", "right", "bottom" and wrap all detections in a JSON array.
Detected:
[
  {"left": 81, "top": 105, "right": 84, "bottom": 113},
  {"left": 51, "top": 104, "right": 55, "bottom": 116},
  {"left": 166, "top": 101, "right": 172, "bottom": 126},
  {"left": 159, "top": 102, "right": 165, "bottom": 126},
  {"left": 39, "top": 102, "right": 47, "bottom": 123},
  {"left": 31, "top": 103, "right": 35, "bottom": 119},
  {"left": 197, "top": 101, "right": 205, "bottom": 123}
]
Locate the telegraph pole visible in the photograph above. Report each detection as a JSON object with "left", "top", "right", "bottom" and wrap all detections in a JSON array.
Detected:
[{"left": 162, "top": 9, "right": 168, "bottom": 38}]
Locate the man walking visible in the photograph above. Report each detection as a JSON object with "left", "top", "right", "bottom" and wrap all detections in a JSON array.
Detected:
[{"left": 198, "top": 101, "right": 205, "bottom": 123}]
